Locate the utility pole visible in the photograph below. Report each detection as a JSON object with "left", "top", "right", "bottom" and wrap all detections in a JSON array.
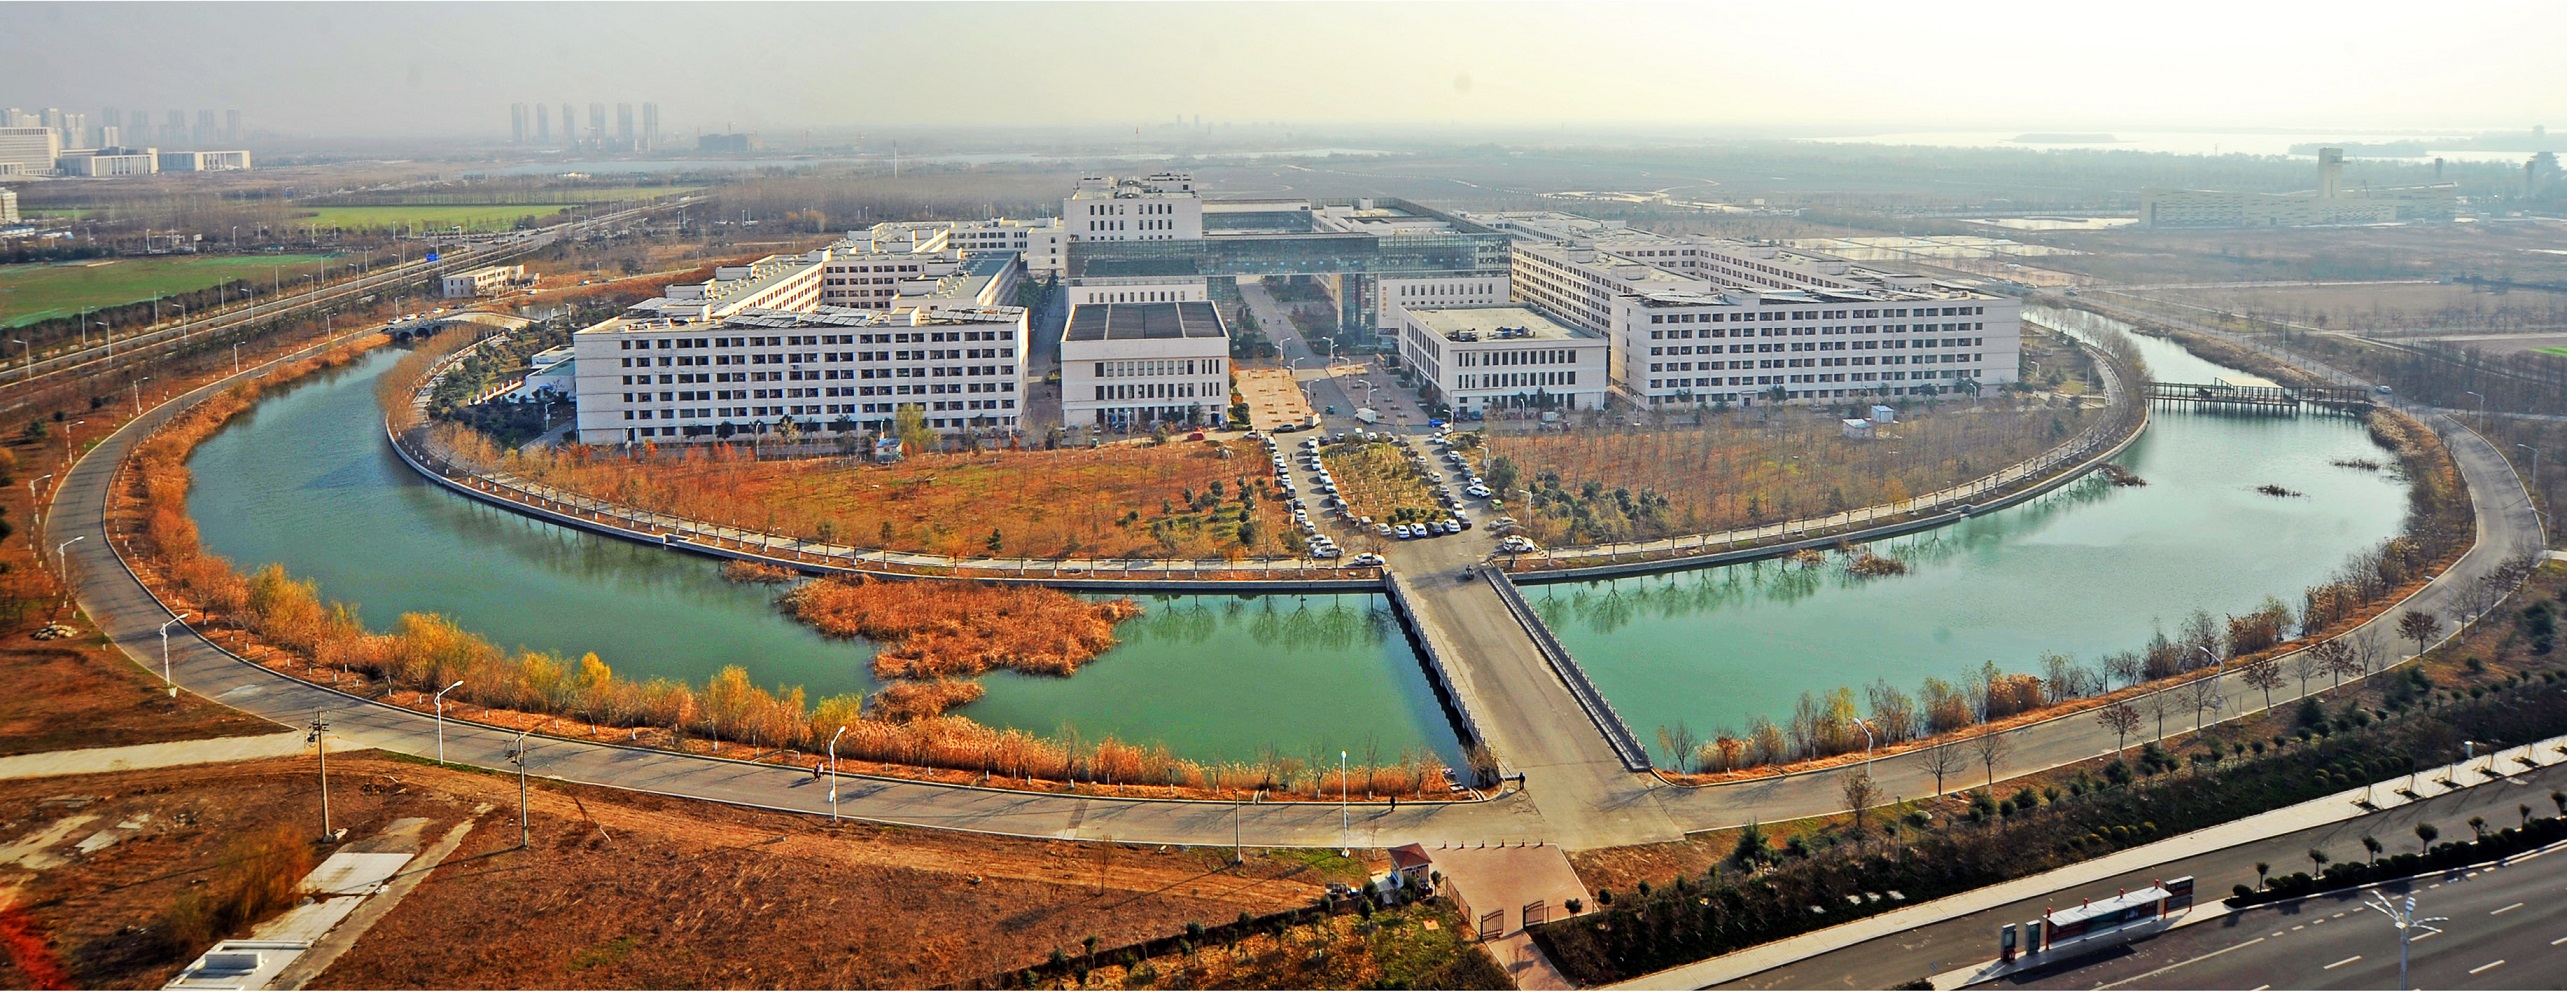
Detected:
[
  {"left": 306, "top": 717, "right": 333, "bottom": 840},
  {"left": 505, "top": 727, "right": 533, "bottom": 848}
]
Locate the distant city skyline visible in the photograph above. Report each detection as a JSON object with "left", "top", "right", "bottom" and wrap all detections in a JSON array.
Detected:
[{"left": 2, "top": 1, "right": 2562, "bottom": 142}]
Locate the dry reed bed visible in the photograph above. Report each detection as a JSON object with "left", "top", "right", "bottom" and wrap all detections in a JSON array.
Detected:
[{"left": 781, "top": 575, "right": 1141, "bottom": 719}]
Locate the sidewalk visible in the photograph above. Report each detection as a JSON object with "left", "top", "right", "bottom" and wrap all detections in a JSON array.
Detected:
[
  {"left": 1607, "top": 734, "right": 2567, "bottom": 989},
  {"left": 0, "top": 731, "right": 307, "bottom": 780}
]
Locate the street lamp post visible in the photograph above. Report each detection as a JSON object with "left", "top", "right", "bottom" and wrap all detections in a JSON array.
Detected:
[
  {"left": 828, "top": 725, "right": 847, "bottom": 823},
  {"left": 505, "top": 728, "right": 534, "bottom": 848},
  {"left": 433, "top": 681, "right": 464, "bottom": 764},
  {"left": 132, "top": 377, "right": 150, "bottom": 415},
  {"left": 1854, "top": 717, "right": 1878, "bottom": 779},
  {"left": 2362, "top": 891, "right": 2446, "bottom": 991},
  {"left": 1340, "top": 749, "right": 1350, "bottom": 842},
  {"left": 25, "top": 474, "right": 51, "bottom": 552},
  {"left": 157, "top": 613, "right": 190, "bottom": 697},
  {"left": 54, "top": 535, "right": 84, "bottom": 578},
  {"left": 2464, "top": 390, "right": 2484, "bottom": 421}
]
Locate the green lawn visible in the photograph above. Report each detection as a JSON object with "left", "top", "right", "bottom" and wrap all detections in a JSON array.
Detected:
[
  {"left": 2534, "top": 346, "right": 2567, "bottom": 357},
  {"left": 295, "top": 204, "right": 581, "bottom": 233},
  {"left": 0, "top": 254, "right": 331, "bottom": 328}
]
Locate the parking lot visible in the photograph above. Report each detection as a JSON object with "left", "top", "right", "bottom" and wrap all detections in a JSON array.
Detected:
[{"left": 1247, "top": 426, "right": 1532, "bottom": 566}]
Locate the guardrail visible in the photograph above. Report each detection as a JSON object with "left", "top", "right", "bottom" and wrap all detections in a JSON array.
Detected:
[
  {"left": 1480, "top": 567, "right": 1653, "bottom": 772},
  {"left": 1381, "top": 571, "right": 1493, "bottom": 759}
]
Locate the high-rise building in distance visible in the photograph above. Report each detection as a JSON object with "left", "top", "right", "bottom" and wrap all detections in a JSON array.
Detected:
[
  {"left": 561, "top": 103, "right": 576, "bottom": 147},
  {"left": 128, "top": 109, "right": 148, "bottom": 138},
  {"left": 535, "top": 103, "right": 550, "bottom": 144},
  {"left": 587, "top": 103, "right": 605, "bottom": 147},
  {"left": 163, "top": 110, "right": 184, "bottom": 144},
  {"left": 196, "top": 109, "right": 216, "bottom": 146},
  {"left": 615, "top": 103, "right": 634, "bottom": 151},
  {"left": 511, "top": 103, "right": 528, "bottom": 144},
  {"left": 642, "top": 102, "right": 659, "bottom": 153},
  {"left": 225, "top": 109, "right": 241, "bottom": 142}
]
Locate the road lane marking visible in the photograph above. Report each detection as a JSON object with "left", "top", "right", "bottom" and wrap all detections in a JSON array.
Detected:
[
  {"left": 2552, "top": 936, "right": 2567, "bottom": 946},
  {"left": 2324, "top": 955, "right": 2363, "bottom": 970},
  {"left": 2494, "top": 902, "right": 2524, "bottom": 915},
  {"left": 2415, "top": 930, "right": 2441, "bottom": 941},
  {"left": 2095, "top": 937, "right": 2266, "bottom": 989},
  {"left": 2469, "top": 960, "right": 2505, "bottom": 975},
  {"left": 2292, "top": 925, "right": 2306, "bottom": 931}
]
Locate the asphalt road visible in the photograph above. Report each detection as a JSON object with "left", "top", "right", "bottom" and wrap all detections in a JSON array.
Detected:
[
  {"left": 1717, "top": 759, "right": 2567, "bottom": 990},
  {"left": 2019, "top": 834, "right": 2567, "bottom": 990}
]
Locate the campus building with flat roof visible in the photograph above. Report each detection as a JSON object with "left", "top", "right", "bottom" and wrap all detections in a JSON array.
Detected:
[
  {"left": 1390, "top": 304, "right": 1608, "bottom": 417},
  {"left": 1058, "top": 301, "right": 1231, "bottom": 431}
]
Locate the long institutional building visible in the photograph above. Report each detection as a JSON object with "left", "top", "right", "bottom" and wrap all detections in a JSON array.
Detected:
[
  {"left": 570, "top": 229, "right": 1029, "bottom": 444},
  {"left": 569, "top": 172, "right": 2025, "bottom": 444},
  {"left": 1456, "top": 210, "right": 2020, "bottom": 408}
]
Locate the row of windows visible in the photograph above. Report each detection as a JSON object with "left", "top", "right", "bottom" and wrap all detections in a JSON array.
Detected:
[
  {"left": 1456, "top": 348, "right": 1582, "bottom": 368},
  {"left": 1644, "top": 369, "right": 1981, "bottom": 391},
  {"left": 1459, "top": 370, "right": 1580, "bottom": 390},
  {"left": 1646, "top": 323, "right": 1989, "bottom": 341},
  {"left": 1091, "top": 359, "right": 1222, "bottom": 378},
  {"left": 611, "top": 329, "right": 1012, "bottom": 350},
  {"left": 1091, "top": 381, "right": 1217, "bottom": 401},
  {"left": 623, "top": 399, "right": 1022, "bottom": 422},
  {"left": 1649, "top": 353, "right": 1985, "bottom": 372},
  {"left": 1648, "top": 337, "right": 1985, "bottom": 356},
  {"left": 1643, "top": 385, "right": 1954, "bottom": 404},
  {"left": 621, "top": 413, "right": 1023, "bottom": 439}
]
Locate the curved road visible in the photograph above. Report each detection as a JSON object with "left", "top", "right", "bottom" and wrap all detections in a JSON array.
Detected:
[{"left": 50, "top": 327, "right": 2548, "bottom": 852}]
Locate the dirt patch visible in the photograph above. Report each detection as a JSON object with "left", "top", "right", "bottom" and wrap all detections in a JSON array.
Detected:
[
  {"left": 310, "top": 759, "right": 1341, "bottom": 990},
  {"left": 0, "top": 626, "right": 277, "bottom": 758},
  {"left": 0, "top": 753, "right": 1345, "bottom": 991}
]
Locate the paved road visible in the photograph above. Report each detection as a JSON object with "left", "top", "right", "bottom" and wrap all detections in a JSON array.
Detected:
[
  {"left": 2020, "top": 837, "right": 2567, "bottom": 990},
  {"left": 0, "top": 731, "right": 310, "bottom": 780},
  {"left": 1713, "top": 759, "right": 2567, "bottom": 989}
]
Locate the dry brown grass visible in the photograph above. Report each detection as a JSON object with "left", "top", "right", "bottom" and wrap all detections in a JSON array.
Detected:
[
  {"left": 1491, "top": 401, "right": 2090, "bottom": 546},
  {"left": 782, "top": 576, "right": 1141, "bottom": 719},
  {"left": 443, "top": 434, "right": 1296, "bottom": 559}
]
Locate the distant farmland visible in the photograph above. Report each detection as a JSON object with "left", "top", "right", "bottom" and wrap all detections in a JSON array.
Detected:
[
  {"left": 0, "top": 254, "right": 331, "bottom": 328},
  {"left": 294, "top": 204, "right": 580, "bottom": 233}
]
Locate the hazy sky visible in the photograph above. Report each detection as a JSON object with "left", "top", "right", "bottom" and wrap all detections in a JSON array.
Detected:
[{"left": 4, "top": 1, "right": 2561, "bottom": 140}]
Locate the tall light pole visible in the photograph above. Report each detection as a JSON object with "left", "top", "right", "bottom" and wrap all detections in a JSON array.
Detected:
[
  {"left": 2362, "top": 891, "right": 2446, "bottom": 991},
  {"left": 2463, "top": 390, "right": 2484, "bottom": 421},
  {"left": 433, "top": 680, "right": 464, "bottom": 764},
  {"left": 132, "top": 376, "right": 150, "bottom": 415},
  {"left": 9, "top": 338, "right": 27, "bottom": 377},
  {"left": 54, "top": 535, "right": 84, "bottom": 579},
  {"left": 1854, "top": 717, "right": 1878, "bottom": 779},
  {"left": 505, "top": 727, "right": 534, "bottom": 848},
  {"left": 157, "top": 612, "right": 190, "bottom": 697},
  {"left": 1339, "top": 749, "right": 1350, "bottom": 842},
  {"left": 25, "top": 474, "right": 51, "bottom": 552},
  {"left": 827, "top": 725, "right": 846, "bottom": 823},
  {"left": 307, "top": 716, "right": 334, "bottom": 840}
]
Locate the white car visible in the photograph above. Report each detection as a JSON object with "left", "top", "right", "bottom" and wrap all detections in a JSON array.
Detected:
[
  {"left": 1349, "top": 552, "right": 1385, "bottom": 567},
  {"left": 1466, "top": 485, "right": 1492, "bottom": 499},
  {"left": 1498, "top": 535, "right": 1539, "bottom": 553}
]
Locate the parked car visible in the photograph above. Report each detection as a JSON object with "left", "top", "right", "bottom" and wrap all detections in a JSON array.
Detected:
[{"left": 1349, "top": 553, "right": 1385, "bottom": 567}]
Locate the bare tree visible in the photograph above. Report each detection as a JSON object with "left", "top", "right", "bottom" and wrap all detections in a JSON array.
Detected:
[
  {"left": 2102, "top": 650, "right": 2146, "bottom": 690},
  {"left": 2293, "top": 642, "right": 2341, "bottom": 698},
  {"left": 2239, "top": 657, "right": 2286, "bottom": 711},
  {"left": 2323, "top": 642, "right": 2366, "bottom": 692},
  {"left": 1656, "top": 722, "right": 1699, "bottom": 774},
  {"left": 2349, "top": 626, "right": 2388, "bottom": 675},
  {"left": 1914, "top": 738, "right": 1965, "bottom": 798},
  {"left": 2184, "top": 673, "right": 2226, "bottom": 733},
  {"left": 2143, "top": 687, "right": 2181, "bottom": 742},
  {"left": 2095, "top": 702, "right": 2140, "bottom": 758},
  {"left": 1840, "top": 772, "right": 1883, "bottom": 844},
  {"left": 1970, "top": 728, "right": 2013, "bottom": 791},
  {"left": 2397, "top": 610, "right": 2442, "bottom": 659}
]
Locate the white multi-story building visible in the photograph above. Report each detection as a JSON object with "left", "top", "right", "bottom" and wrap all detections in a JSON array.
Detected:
[
  {"left": 0, "top": 127, "right": 59, "bottom": 176},
  {"left": 1391, "top": 304, "right": 1608, "bottom": 417},
  {"left": 1065, "top": 172, "right": 1203, "bottom": 242},
  {"left": 865, "top": 217, "right": 1066, "bottom": 274},
  {"left": 1065, "top": 276, "right": 1209, "bottom": 307},
  {"left": 0, "top": 188, "right": 17, "bottom": 225},
  {"left": 1058, "top": 301, "right": 1231, "bottom": 431},
  {"left": 155, "top": 149, "right": 252, "bottom": 172},
  {"left": 818, "top": 247, "right": 1019, "bottom": 312},
  {"left": 1376, "top": 275, "right": 1511, "bottom": 333},
  {"left": 638, "top": 251, "right": 830, "bottom": 321},
  {"left": 1610, "top": 287, "right": 2020, "bottom": 407},
  {"left": 1486, "top": 214, "right": 2021, "bottom": 407},
  {"left": 57, "top": 147, "right": 157, "bottom": 177},
  {"left": 571, "top": 304, "right": 1028, "bottom": 444},
  {"left": 442, "top": 264, "right": 528, "bottom": 298}
]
